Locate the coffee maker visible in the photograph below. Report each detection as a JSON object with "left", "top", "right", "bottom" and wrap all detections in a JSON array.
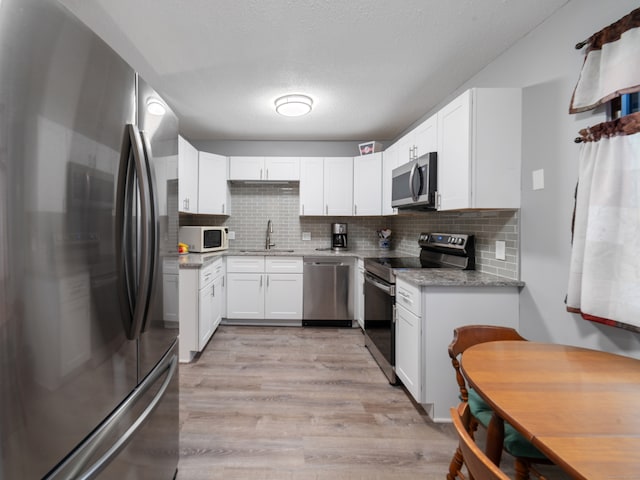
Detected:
[{"left": 331, "top": 223, "right": 348, "bottom": 250}]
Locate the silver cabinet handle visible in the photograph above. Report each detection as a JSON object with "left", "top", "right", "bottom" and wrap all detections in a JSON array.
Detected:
[
  {"left": 325, "top": 205, "right": 328, "bottom": 215},
  {"left": 267, "top": 275, "right": 270, "bottom": 288},
  {"left": 260, "top": 275, "right": 263, "bottom": 287},
  {"left": 212, "top": 284, "right": 215, "bottom": 297},
  {"left": 222, "top": 203, "right": 225, "bottom": 214},
  {"left": 266, "top": 168, "right": 269, "bottom": 180},
  {"left": 260, "top": 168, "right": 263, "bottom": 180},
  {"left": 354, "top": 205, "right": 357, "bottom": 215}
]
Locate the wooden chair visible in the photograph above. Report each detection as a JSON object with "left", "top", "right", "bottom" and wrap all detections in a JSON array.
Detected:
[
  {"left": 451, "top": 403, "right": 511, "bottom": 480},
  {"left": 446, "top": 325, "right": 552, "bottom": 480}
]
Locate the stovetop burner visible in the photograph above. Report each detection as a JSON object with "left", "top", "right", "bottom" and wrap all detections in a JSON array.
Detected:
[{"left": 364, "top": 232, "right": 475, "bottom": 283}]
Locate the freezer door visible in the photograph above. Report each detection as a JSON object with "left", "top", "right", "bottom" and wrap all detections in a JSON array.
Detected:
[
  {"left": 0, "top": 0, "right": 141, "bottom": 477},
  {"left": 135, "top": 76, "right": 180, "bottom": 382},
  {"left": 46, "top": 341, "right": 179, "bottom": 480}
]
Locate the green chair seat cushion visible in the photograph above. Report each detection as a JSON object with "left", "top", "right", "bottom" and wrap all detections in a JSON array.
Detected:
[{"left": 467, "top": 387, "right": 548, "bottom": 460}]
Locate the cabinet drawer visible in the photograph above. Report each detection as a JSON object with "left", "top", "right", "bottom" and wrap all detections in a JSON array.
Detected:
[
  {"left": 265, "top": 257, "right": 303, "bottom": 273},
  {"left": 200, "top": 262, "right": 215, "bottom": 287},
  {"left": 226, "top": 256, "right": 265, "bottom": 273},
  {"left": 396, "top": 278, "right": 421, "bottom": 317}
]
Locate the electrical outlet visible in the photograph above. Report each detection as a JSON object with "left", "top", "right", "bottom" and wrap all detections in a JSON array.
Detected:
[
  {"left": 302, "top": 232, "right": 311, "bottom": 241},
  {"left": 532, "top": 169, "right": 544, "bottom": 190},
  {"left": 228, "top": 231, "right": 236, "bottom": 240},
  {"left": 495, "top": 241, "right": 506, "bottom": 261}
]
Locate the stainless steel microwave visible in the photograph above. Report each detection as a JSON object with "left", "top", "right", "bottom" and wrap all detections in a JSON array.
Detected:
[
  {"left": 179, "top": 226, "right": 228, "bottom": 253},
  {"left": 391, "top": 152, "right": 437, "bottom": 210}
]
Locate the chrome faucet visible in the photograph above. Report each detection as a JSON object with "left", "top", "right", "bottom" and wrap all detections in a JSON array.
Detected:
[{"left": 265, "top": 219, "right": 275, "bottom": 250}]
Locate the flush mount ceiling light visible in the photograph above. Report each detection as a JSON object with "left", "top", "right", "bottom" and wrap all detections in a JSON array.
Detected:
[
  {"left": 274, "top": 94, "right": 313, "bottom": 117},
  {"left": 146, "top": 98, "right": 166, "bottom": 116}
]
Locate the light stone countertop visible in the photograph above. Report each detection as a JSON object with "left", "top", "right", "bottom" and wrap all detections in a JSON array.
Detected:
[
  {"left": 177, "top": 248, "right": 405, "bottom": 268},
  {"left": 395, "top": 269, "right": 525, "bottom": 288},
  {"left": 178, "top": 248, "right": 524, "bottom": 288}
]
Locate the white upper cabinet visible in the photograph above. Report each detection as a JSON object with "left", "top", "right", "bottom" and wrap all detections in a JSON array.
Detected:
[
  {"left": 324, "top": 157, "right": 353, "bottom": 216},
  {"left": 299, "top": 157, "right": 325, "bottom": 215},
  {"left": 265, "top": 157, "right": 300, "bottom": 181},
  {"left": 198, "top": 151, "right": 230, "bottom": 215},
  {"left": 228, "top": 156, "right": 264, "bottom": 180},
  {"left": 353, "top": 152, "right": 382, "bottom": 216},
  {"left": 395, "top": 113, "right": 438, "bottom": 167},
  {"left": 300, "top": 157, "right": 353, "bottom": 216},
  {"left": 437, "top": 88, "right": 521, "bottom": 210},
  {"left": 381, "top": 145, "right": 399, "bottom": 216},
  {"left": 414, "top": 113, "right": 438, "bottom": 159},
  {"left": 178, "top": 135, "right": 198, "bottom": 213},
  {"left": 228, "top": 156, "right": 300, "bottom": 181}
]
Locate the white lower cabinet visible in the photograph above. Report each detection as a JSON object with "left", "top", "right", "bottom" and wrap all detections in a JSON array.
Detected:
[
  {"left": 179, "top": 257, "right": 225, "bottom": 362},
  {"left": 395, "top": 303, "right": 421, "bottom": 401},
  {"left": 394, "top": 277, "right": 520, "bottom": 422},
  {"left": 355, "top": 259, "right": 365, "bottom": 329},
  {"left": 225, "top": 256, "right": 303, "bottom": 325}
]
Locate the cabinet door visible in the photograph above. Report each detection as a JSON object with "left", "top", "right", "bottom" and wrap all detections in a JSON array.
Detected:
[
  {"left": 381, "top": 145, "right": 399, "bottom": 216},
  {"left": 264, "top": 274, "right": 303, "bottom": 320},
  {"left": 178, "top": 135, "right": 199, "bottom": 212},
  {"left": 395, "top": 304, "right": 421, "bottom": 402},
  {"left": 162, "top": 274, "right": 179, "bottom": 322},
  {"left": 299, "top": 157, "right": 324, "bottom": 215},
  {"left": 228, "top": 156, "right": 264, "bottom": 180},
  {"left": 211, "top": 275, "right": 223, "bottom": 331},
  {"left": 198, "top": 284, "right": 214, "bottom": 350},
  {"left": 355, "top": 261, "right": 365, "bottom": 329},
  {"left": 265, "top": 157, "right": 300, "bottom": 181},
  {"left": 438, "top": 90, "right": 472, "bottom": 211},
  {"left": 198, "top": 151, "right": 229, "bottom": 215},
  {"left": 353, "top": 152, "right": 382, "bottom": 216},
  {"left": 396, "top": 132, "right": 415, "bottom": 167},
  {"left": 324, "top": 157, "right": 353, "bottom": 216},
  {"left": 414, "top": 113, "right": 438, "bottom": 158},
  {"left": 226, "top": 273, "right": 264, "bottom": 319}
]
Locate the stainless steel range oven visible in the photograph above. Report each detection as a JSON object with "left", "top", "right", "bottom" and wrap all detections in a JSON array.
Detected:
[{"left": 363, "top": 233, "right": 475, "bottom": 384}]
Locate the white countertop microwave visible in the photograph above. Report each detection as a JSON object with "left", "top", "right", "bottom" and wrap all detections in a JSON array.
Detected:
[{"left": 179, "top": 226, "right": 229, "bottom": 253}]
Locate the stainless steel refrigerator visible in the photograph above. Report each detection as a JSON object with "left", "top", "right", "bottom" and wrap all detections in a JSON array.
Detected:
[{"left": 0, "top": 0, "right": 180, "bottom": 477}]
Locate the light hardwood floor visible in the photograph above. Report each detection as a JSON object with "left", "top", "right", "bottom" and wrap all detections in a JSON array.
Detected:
[{"left": 176, "top": 326, "right": 566, "bottom": 479}]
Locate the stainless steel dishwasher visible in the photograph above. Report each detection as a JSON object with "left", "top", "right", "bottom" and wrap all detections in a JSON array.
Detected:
[{"left": 303, "top": 257, "right": 353, "bottom": 327}]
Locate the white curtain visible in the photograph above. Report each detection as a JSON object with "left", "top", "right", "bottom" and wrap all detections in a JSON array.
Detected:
[
  {"left": 567, "top": 115, "right": 640, "bottom": 330},
  {"left": 570, "top": 8, "right": 640, "bottom": 113}
]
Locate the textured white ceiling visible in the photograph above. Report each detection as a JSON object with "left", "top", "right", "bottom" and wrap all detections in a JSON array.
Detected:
[{"left": 59, "top": 0, "right": 569, "bottom": 142}]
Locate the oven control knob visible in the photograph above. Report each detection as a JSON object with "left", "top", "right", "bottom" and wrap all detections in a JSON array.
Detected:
[{"left": 457, "top": 238, "right": 464, "bottom": 245}]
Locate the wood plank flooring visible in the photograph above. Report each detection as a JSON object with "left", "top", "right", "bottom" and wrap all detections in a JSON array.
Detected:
[{"left": 176, "top": 326, "right": 566, "bottom": 479}]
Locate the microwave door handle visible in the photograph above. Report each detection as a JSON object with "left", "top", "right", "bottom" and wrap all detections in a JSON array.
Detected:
[{"left": 409, "top": 162, "right": 419, "bottom": 201}]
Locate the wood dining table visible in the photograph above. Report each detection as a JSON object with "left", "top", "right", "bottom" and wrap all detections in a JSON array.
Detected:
[{"left": 460, "top": 341, "right": 640, "bottom": 480}]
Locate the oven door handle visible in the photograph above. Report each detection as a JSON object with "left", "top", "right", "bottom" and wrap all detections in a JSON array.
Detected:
[{"left": 365, "top": 272, "right": 395, "bottom": 295}]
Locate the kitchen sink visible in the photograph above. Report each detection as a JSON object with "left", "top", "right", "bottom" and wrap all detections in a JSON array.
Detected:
[{"left": 239, "top": 249, "right": 295, "bottom": 253}]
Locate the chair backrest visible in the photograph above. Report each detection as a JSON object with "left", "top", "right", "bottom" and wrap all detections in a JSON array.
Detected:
[
  {"left": 448, "top": 325, "right": 526, "bottom": 401},
  {"left": 451, "top": 403, "right": 511, "bottom": 480}
]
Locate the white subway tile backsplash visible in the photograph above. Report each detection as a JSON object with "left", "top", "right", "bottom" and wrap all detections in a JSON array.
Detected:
[{"left": 179, "top": 184, "right": 520, "bottom": 279}]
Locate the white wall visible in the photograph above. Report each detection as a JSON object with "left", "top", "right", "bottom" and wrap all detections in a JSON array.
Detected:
[{"left": 450, "top": 0, "right": 640, "bottom": 355}]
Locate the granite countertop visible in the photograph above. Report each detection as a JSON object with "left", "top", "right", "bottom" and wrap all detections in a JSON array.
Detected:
[
  {"left": 178, "top": 248, "right": 405, "bottom": 268},
  {"left": 178, "top": 249, "right": 524, "bottom": 288},
  {"left": 395, "top": 268, "right": 525, "bottom": 288}
]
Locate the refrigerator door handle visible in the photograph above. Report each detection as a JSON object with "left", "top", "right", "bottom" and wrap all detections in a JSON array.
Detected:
[
  {"left": 138, "top": 130, "right": 158, "bottom": 335},
  {"left": 45, "top": 351, "right": 178, "bottom": 480},
  {"left": 115, "top": 124, "right": 153, "bottom": 340}
]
